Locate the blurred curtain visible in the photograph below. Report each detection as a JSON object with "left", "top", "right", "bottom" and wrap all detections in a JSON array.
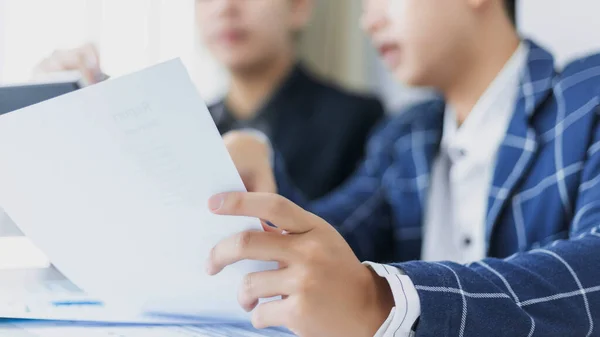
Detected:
[{"left": 298, "top": 0, "right": 370, "bottom": 92}]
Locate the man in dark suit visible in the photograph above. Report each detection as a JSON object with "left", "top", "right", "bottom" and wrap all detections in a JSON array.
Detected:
[
  {"left": 36, "top": 0, "right": 384, "bottom": 200},
  {"left": 208, "top": 64, "right": 383, "bottom": 200},
  {"left": 197, "top": 0, "right": 384, "bottom": 199}
]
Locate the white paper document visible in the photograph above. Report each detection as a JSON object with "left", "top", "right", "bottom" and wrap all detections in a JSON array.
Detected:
[{"left": 0, "top": 59, "right": 276, "bottom": 323}]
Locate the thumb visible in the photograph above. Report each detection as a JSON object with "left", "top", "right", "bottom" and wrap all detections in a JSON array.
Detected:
[{"left": 240, "top": 167, "right": 276, "bottom": 194}]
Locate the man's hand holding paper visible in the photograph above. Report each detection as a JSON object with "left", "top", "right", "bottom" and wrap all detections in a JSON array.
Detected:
[{"left": 206, "top": 192, "right": 394, "bottom": 337}]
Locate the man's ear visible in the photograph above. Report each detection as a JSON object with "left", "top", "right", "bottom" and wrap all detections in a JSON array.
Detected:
[{"left": 290, "top": 0, "right": 314, "bottom": 31}]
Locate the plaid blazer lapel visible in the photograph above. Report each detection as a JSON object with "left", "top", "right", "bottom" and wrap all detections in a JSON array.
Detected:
[
  {"left": 485, "top": 41, "right": 557, "bottom": 247},
  {"left": 409, "top": 101, "right": 445, "bottom": 206},
  {"left": 387, "top": 101, "right": 444, "bottom": 249}
]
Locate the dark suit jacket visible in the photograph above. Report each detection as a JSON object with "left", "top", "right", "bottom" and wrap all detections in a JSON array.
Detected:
[{"left": 208, "top": 64, "right": 384, "bottom": 199}]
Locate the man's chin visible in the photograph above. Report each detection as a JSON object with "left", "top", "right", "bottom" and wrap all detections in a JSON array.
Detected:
[
  {"left": 223, "top": 59, "right": 266, "bottom": 74},
  {"left": 392, "top": 68, "right": 433, "bottom": 89},
  {"left": 393, "top": 70, "right": 418, "bottom": 87}
]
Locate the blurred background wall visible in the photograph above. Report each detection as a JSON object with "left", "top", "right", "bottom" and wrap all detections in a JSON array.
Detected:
[
  {"left": 298, "top": 0, "right": 367, "bottom": 92},
  {"left": 518, "top": 0, "right": 600, "bottom": 68},
  {"left": 0, "top": 0, "right": 600, "bottom": 113}
]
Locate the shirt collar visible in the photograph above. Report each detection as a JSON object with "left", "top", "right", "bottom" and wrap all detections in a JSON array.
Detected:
[{"left": 442, "top": 42, "right": 529, "bottom": 161}]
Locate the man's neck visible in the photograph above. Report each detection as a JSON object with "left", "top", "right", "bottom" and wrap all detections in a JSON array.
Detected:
[
  {"left": 226, "top": 52, "right": 296, "bottom": 120},
  {"left": 443, "top": 27, "right": 521, "bottom": 125}
]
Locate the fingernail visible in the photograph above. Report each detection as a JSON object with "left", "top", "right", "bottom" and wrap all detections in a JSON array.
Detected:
[{"left": 208, "top": 195, "right": 224, "bottom": 212}]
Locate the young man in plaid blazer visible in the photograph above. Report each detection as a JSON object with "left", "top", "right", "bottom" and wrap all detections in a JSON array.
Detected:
[{"left": 205, "top": 0, "right": 600, "bottom": 336}]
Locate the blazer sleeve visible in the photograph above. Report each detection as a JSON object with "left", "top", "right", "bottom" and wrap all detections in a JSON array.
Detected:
[
  {"left": 275, "top": 118, "right": 395, "bottom": 262},
  {"left": 393, "top": 115, "right": 600, "bottom": 336}
]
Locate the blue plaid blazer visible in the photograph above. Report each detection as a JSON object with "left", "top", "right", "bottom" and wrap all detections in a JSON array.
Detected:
[{"left": 276, "top": 41, "right": 600, "bottom": 336}]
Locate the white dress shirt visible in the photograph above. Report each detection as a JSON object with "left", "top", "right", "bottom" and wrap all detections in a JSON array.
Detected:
[{"left": 370, "top": 43, "right": 529, "bottom": 336}]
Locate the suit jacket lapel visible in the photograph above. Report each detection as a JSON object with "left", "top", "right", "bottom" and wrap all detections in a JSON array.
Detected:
[
  {"left": 413, "top": 102, "right": 445, "bottom": 207},
  {"left": 387, "top": 100, "right": 444, "bottom": 245},
  {"left": 485, "top": 41, "right": 557, "bottom": 247}
]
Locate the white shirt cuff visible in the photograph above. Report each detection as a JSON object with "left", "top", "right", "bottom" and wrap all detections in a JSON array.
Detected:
[{"left": 363, "top": 262, "right": 421, "bottom": 337}]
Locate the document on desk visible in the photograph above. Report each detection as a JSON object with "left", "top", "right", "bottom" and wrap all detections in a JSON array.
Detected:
[
  {"left": 0, "top": 277, "right": 211, "bottom": 324},
  {"left": 0, "top": 59, "right": 276, "bottom": 323},
  {"left": 0, "top": 322, "right": 295, "bottom": 337}
]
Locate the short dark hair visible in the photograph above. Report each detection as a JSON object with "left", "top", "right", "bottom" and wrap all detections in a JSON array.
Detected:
[{"left": 503, "top": 0, "right": 517, "bottom": 26}]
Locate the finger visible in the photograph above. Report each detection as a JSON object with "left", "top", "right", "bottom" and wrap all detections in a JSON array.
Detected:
[
  {"left": 206, "top": 231, "right": 293, "bottom": 275},
  {"left": 261, "top": 221, "right": 284, "bottom": 234},
  {"left": 252, "top": 299, "right": 290, "bottom": 330},
  {"left": 249, "top": 174, "right": 277, "bottom": 194},
  {"left": 52, "top": 50, "right": 84, "bottom": 70},
  {"left": 77, "top": 52, "right": 97, "bottom": 84},
  {"left": 35, "top": 58, "right": 54, "bottom": 72},
  {"left": 209, "top": 192, "right": 317, "bottom": 234},
  {"left": 238, "top": 269, "right": 292, "bottom": 312},
  {"left": 36, "top": 54, "right": 70, "bottom": 73},
  {"left": 83, "top": 43, "right": 100, "bottom": 65}
]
